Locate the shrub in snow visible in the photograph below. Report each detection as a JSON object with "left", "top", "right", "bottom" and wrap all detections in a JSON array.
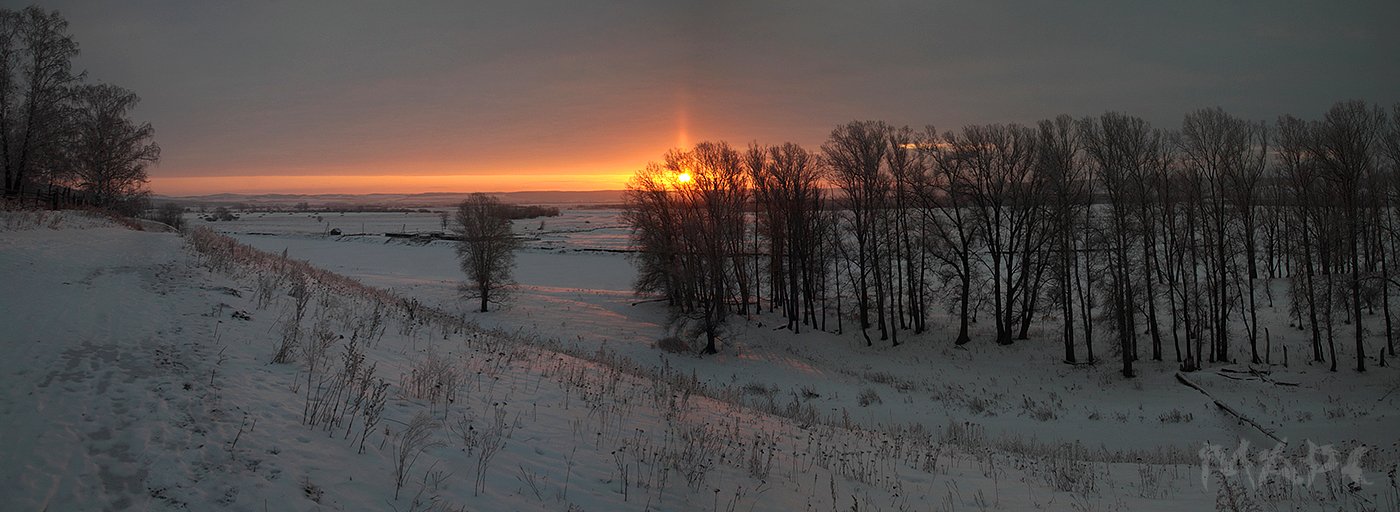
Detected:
[
  {"left": 858, "top": 388, "right": 882, "bottom": 407},
  {"left": 654, "top": 335, "right": 691, "bottom": 354}
]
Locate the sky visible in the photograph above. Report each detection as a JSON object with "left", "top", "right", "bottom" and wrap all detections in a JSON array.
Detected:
[{"left": 29, "top": 0, "right": 1400, "bottom": 195}]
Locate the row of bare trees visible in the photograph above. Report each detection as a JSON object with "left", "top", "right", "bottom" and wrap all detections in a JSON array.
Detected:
[
  {"left": 1, "top": 6, "right": 159, "bottom": 209},
  {"left": 624, "top": 101, "right": 1400, "bottom": 377}
]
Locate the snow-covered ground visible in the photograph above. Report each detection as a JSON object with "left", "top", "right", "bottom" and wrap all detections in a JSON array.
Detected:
[{"left": 1, "top": 209, "right": 1396, "bottom": 510}]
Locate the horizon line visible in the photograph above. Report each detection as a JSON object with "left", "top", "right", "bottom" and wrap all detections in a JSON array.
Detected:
[
  {"left": 157, "top": 189, "right": 627, "bottom": 198},
  {"left": 149, "top": 173, "right": 636, "bottom": 196}
]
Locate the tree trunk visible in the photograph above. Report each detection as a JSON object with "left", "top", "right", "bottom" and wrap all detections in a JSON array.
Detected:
[
  {"left": 956, "top": 251, "right": 972, "bottom": 345},
  {"left": 1351, "top": 210, "right": 1366, "bottom": 372}
]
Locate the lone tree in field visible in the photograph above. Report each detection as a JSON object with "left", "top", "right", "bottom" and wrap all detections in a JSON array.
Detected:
[{"left": 454, "top": 193, "right": 519, "bottom": 312}]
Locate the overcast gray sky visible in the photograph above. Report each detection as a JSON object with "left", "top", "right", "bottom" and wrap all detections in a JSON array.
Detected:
[{"left": 29, "top": 0, "right": 1400, "bottom": 193}]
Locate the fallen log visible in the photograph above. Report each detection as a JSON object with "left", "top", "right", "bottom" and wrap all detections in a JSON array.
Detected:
[
  {"left": 1212, "top": 369, "right": 1300, "bottom": 387},
  {"left": 1176, "top": 372, "right": 1285, "bottom": 445},
  {"left": 1214, "top": 371, "right": 1249, "bottom": 381},
  {"left": 1248, "top": 367, "right": 1299, "bottom": 387}
]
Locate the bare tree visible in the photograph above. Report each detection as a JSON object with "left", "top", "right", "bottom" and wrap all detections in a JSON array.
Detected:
[
  {"left": 1038, "top": 115, "right": 1088, "bottom": 363},
  {"left": 623, "top": 162, "right": 685, "bottom": 306},
  {"left": 1157, "top": 138, "right": 1189, "bottom": 365},
  {"left": 824, "top": 121, "right": 891, "bottom": 345},
  {"left": 887, "top": 126, "right": 929, "bottom": 335},
  {"left": 623, "top": 143, "right": 749, "bottom": 354},
  {"left": 749, "top": 142, "right": 825, "bottom": 333},
  {"left": 1223, "top": 111, "right": 1269, "bottom": 364},
  {"left": 615, "top": 101, "right": 1395, "bottom": 376},
  {"left": 918, "top": 128, "right": 982, "bottom": 345},
  {"left": 953, "top": 123, "right": 1041, "bottom": 346},
  {"left": 1381, "top": 104, "right": 1400, "bottom": 360},
  {"left": 1081, "top": 112, "right": 1162, "bottom": 378},
  {"left": 1134, "top": 128, "right": 1171, "bottom": 362},
  {"left": 1366, "top": 136, "right": 1392, "bottom": 367},
  {"left": 1307, "top": 100, "right": 1385, "bottom": 372},
  {"left": 1277, "top": 114, "right": 1326, "bottom": 364},
  {"left": 70, "top": 83, "right": 158, "bottom": 206},
  {"left": 0, "top": 10, "right": 20, "bottom": 195},
  {"left": 1, "top": 6, "right": 81, "bottom": 197},
  {"left": 1179, "top": 108, "right": 1255, "bottom": 365},
  {"left": 673, "top": 142, "right": 749, "bottom": 353},
  {"left": 1385, "top": 104, "right": 1400, "bottom": 189},
  {"left": 748, "top": 144, "right": 784, "bottom": 314},
  {"left": 454, "top": 193, "right": 520, "bottom": 312}
]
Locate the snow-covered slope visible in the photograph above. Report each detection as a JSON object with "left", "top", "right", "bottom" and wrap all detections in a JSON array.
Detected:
[{"left": 0, "top": 214, "right": 1391, "bottom": 510}]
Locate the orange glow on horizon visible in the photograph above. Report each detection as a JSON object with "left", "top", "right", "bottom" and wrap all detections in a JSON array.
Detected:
[
  {"left": 148, "top": 100, "right": 706, "bottom": 197},
  {"left": 149, "top": 172, "right": 636, "bottom": 196}
]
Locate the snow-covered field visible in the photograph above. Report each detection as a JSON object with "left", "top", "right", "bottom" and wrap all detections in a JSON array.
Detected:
[{"left": 2, "top": 209, "right": 1397, "bottom": 510}]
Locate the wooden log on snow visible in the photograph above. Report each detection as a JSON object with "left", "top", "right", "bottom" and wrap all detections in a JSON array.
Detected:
[
  {"left": 1175, "top": 372, "right": 1285, "bottom": 445},
  {"left": 1248, "top": 367, "right": 1299, "bottom": 386}
]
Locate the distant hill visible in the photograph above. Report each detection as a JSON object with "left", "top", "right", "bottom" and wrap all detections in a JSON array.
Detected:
[{"left": 157, "top": 190, "right": 625, "bottom": 209}]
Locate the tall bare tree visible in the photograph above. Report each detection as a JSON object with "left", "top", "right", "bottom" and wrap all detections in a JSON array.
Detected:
[
  {"left": 919, "top": 127, "right": 982, "bottom": 345},
  {"left": 675, "top": 142, "right": 749, "bottom": 353},
  {"left": 1381, "top": 104, "right": 1400, "bottom": 360},
  {"left": 454, "top": 193, "right": 520, "bottom": 312},
  {"left": 624, "top": 143, "right": 751, "bottom": 354},
  {"left": 1156, "top": 138, "right": 1190, "bottom": 365},
  {"left": 1, "top": 6, "right": 81, "bottom": 197},
  {"left": 1179, "top": 108, "right": 1261, "bottom": 365},
  {"left": 1226, "top": 114, "right": 1269, "bottom": 363},
  {"left": 0, "top": 10, "right": 20, "bottom": 195},
  {"left": 887, "top": 126, "right": 929, "bottom": 334},
  {"left": 1081, "top": 113, "right": 1162, "bottom": 377},
  {"left": 623, "top": 162, "right": 685, "bottom": 306},
  {"left": 749, "top": 142, "right": 825, "bottom": 333},
  {"left": 1038, "top": 115, "right": 1089, "bottom": 363},
  {"left": 748, "top": 144, "right": 784, "bottom": 314},
  {"left": 70, "top": 83, "right": 159, "bottom": 205},
  {"left": 1277, "top": 114, "right": 1326, "bottom": 364},
  {"left": 1308, "top": 100, "right": 1385, "bottom": 372},
  {"left": 824, "top": 121, "right": 892, "bottom": 345},
  {"left": 951, "top": 124, "right": 1042, "bottom": 345}
]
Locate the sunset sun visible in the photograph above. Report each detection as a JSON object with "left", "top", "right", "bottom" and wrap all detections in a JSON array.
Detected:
[{"left": 676, "top": 172, "right": 691, "bottom": 184}]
